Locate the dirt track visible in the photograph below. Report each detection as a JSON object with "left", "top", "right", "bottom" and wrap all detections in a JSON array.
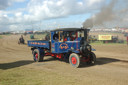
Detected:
[{"left": 0, "top": 35, "right": 128, "bottom": 85}]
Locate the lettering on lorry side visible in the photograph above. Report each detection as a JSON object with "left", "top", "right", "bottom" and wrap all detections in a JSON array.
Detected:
[{"left": 30, "top": 42, "right": 46, "bottom": 45}]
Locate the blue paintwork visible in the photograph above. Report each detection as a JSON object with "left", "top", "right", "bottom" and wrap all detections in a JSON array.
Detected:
[
  {"left": 28, "top": 31, "right": 82, "bottom": 54},
  {"left": 51, "top": 41, "right": 81, "bottom": 53},
  {"left": 51, "top": 32, "right": 81, "bottom": 53},
  {"left": 28, "top": 40, "right": 50, "bottom": 49}
]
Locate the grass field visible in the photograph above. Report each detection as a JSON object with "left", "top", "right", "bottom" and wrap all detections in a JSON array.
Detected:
[
  {"left": 0, "top": 34, "right": 128, "bottom": 85},
  {"left": 25, "top": 34, "right": 46, "bottom": 40},
  {"left": 33, "top": 34, "right": 46, "bottom": 40},
  {"left": 0, "top": 68, "right": 78, "bottom": 85},
  {"left": 90, "top": 32, "right": 126, "bottom": 40},
  {"left": 0, "top": 35, "right": 2, "bottom": 39},
  {"left": 90, "top": 41, "right": 127, "bottom": 45}
]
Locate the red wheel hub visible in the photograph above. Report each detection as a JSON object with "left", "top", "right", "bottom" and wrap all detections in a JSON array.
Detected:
[
  {"left": 35, "top": 53, "right": 38, "bottom": 59},
  {"left": 71, "top": 57, "right": 77, "bottom": 64}
]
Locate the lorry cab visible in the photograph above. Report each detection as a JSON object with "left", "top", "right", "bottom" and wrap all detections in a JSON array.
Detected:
[{"left": 50, "top": 28, "right": 89, "bottom": 54}]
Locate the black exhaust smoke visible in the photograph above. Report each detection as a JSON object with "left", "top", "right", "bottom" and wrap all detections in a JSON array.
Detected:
[{"left": 83, "top": 0, "right": 128, "bottom": 29}]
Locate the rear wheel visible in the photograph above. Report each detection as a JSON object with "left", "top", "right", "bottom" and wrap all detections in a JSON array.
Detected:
[
  {"left": 69, "top": 53, "right": 80, "bottom": 68},
  {"left": 33, "top": 49, "right": 44, "bottom": 62}
]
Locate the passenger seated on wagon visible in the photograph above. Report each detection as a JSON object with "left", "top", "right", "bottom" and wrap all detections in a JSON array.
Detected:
[
  {"left": 53, "top": 33, "right": 59, "bottom": 41},
  {"left": 64, "top": 33, "right": 71, "bottom": 41}
]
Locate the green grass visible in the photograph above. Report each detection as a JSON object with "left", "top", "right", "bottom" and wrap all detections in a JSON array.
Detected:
[
  {"left": 5, "top": 34, "right": 11, "bottom": 36},
  {"left": 0, "top": 35, "right": 2, "bottom": 39},
  {"left": 27, "top": 34, "right": 47, "bottom": 40},
  {"left": 90, "top": 41, "right": 127, "bottom": 45},
  {"left": 34, "top": 34, "right": 46, "bottom": 39},
  {"left": 0, "top": 68, "right": 80, "bottom": 85}
]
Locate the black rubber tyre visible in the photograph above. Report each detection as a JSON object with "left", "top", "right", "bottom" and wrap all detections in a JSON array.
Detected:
[
  {"left": 69, "top": 53, "right": 80, "bottom": 68},
  {"left": 33, "top": 49, "right": 44, "bottom": 62},
  {"left": 87, "top": 52, "right": 96, "bottom": 65}
]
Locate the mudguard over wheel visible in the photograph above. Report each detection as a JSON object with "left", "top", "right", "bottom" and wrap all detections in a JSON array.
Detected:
[
  {"left": 33, "top": 49, "right": 44, "bottom": 62},
  {"left": 69, "top": 53, "right": 80, "bottom": 68}
]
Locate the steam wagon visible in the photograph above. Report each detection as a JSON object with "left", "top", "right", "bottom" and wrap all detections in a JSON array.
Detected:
[{"left": 27, "top": 28, "right": 96, "bottom": 68}]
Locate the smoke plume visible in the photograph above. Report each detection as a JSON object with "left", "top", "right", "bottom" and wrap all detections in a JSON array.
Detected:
[{"left": 83, "top": 0, "right": 128, "bottom": 28}]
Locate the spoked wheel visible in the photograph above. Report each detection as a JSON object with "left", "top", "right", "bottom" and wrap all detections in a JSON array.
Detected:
[
  {"left": 69, "top": 53, "right": 80, "bottom": 68},
  {"left": 87, "top": 52, "right": 96, "bottom": 65},
  {"left": 33, "top": 49, "right": 44, "bottom": 62}
]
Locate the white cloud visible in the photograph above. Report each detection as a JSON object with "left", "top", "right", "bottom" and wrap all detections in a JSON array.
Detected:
[
  {"left": 13, "top": 0, "right": 25, "bottom": 2},
  {"left": 0, "top": 0, "right": 11, "bottom": 10},
  {"left": 15, "top": 12, "right": 22, "bottom": 17},
  {"left": 87, "top": 0, "right": 103, "bottom": 6},
  {"left": 0, "top": 0, "right": 25, "bottom": 10},
  {"left": 9, "top": 25, "right": 18, "bottom": 31},
  {"left": 23, "top": 0, "right": 103, "bottom": 22},
  {"left": 0, "top": 0, "right": 104, "bottom": 32}
]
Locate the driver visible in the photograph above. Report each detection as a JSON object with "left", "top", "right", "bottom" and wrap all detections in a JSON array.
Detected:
[
  {"left": 70, "top": 32, "right": 76, "bottom": 41},
  {"left": 19, "top": 35, "right": 25, "bottom": 44}
]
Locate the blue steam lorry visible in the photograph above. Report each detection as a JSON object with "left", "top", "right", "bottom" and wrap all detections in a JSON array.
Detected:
[{"left": 27, "top": 28, "right": 96, "bottom": 68}]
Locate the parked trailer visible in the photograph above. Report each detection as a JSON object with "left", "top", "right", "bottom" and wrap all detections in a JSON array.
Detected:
[{"left": 27, "top": 28, "right": 96, "bottom": 68}]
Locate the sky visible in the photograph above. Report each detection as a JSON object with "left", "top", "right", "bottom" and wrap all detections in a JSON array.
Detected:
[{"left": 0, "top": 0, "right": 120, "bottom": 32}]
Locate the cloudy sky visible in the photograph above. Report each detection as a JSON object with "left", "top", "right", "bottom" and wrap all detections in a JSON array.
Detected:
[{"left": 0, "top": 0, "right": 127, "bottom": 32}]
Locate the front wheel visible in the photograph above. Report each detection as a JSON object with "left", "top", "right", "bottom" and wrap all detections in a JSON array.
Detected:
[
  {"left": 69, "top": 53, "right": 80, "bottom": 68},
  {"left": 33, "top": 49, "right": 44, "bottom": 62},
  {"left": 91, "top": 52, "right": 96, "bottom": 64},
  {"left": 87, "top": 52, "right": 96, "bottom": 65}
]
